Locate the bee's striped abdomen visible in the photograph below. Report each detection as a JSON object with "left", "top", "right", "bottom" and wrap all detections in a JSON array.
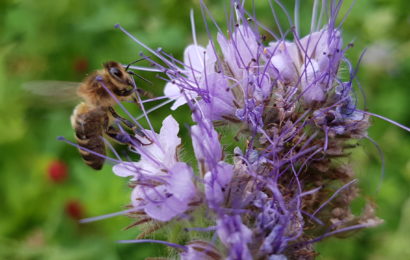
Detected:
[{"left": 71, "top": 103, "right": 108, "bottom": 170}]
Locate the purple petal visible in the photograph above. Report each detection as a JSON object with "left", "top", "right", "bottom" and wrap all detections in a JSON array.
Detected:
[
  {"left": 184, "top": 44, "right": 207, "bottom": 75},
  {"left": 132, "top": 163, "right": 196, "bottom": 222},
  {"left": 204, "top": 161, "right": 234, "bottom": 204},
  {"left": 164, "top": 81, "right": 188, "bottom": 110},
  {"left": 191, "top": 122, "right": 222, "bottom": 168}
]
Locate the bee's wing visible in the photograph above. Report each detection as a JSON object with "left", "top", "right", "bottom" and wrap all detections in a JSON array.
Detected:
[{"left": 23, "top": 81, "right": 81, "bottom": 106}]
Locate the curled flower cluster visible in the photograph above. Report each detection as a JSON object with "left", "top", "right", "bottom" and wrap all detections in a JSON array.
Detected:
[{"left": 71, "top": 1, "right": 409, "bottom": 259}]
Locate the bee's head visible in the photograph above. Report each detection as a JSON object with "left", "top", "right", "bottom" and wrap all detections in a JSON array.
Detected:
[{"left": 103, "top": 61, "right": 135, "bottom": 97}]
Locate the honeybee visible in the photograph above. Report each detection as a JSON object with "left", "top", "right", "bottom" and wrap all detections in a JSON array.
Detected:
[
  {"left": 25, "top": 61, "right": 148, "bottom": 170},
  {"left": 71, "top": 61, "right": 146, "bottom": 170}
]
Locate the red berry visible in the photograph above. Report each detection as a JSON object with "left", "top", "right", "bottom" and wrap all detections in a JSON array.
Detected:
[
  {"left": 65, "top": 200, "right": 84, "bottom": 220},
  {"left": 47, "top": 160, "right": 68, "bottom": 183}
]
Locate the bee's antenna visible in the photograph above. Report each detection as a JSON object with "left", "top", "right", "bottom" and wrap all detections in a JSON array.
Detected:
[
  {"left": 127, "top": 70, "right": 152, "bottom": 85},
  {"left": 125, "top": 57, "right": 152, "bottom": 86},
  {"left": 125, "top": 57, "right": 150, "bottom": 71}
]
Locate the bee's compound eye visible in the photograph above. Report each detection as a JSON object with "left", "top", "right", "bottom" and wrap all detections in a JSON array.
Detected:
[{"left": 110, "top": 67, "right": 122, "bottom": 78}]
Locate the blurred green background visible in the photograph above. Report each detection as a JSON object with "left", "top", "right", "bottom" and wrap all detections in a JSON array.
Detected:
[{"left": 0, "top": 0, "right": 409, "bottom": 259}]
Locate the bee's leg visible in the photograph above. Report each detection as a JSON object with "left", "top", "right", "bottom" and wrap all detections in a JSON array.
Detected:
[
  {"left": 131, "top": 96, "right": 141, "bottom": 109},
  {"left": 108, "top": 106, "right": 155, "bottom": 146},
  {"left": 105, "top": 125, "right": 142, "bottom": 147},
  {"left": 129, "top": 96, "right": 145, "bottom": 112},
  {"left": 108, "top": 106, "right": 153, "bottom": 145},
  {"left": 105, "top": 117, "right": 153, "bottom": 145},
  {"left": 108, "top": 106, "right": 146, "bottom": 136},
  {"left": 108, "top": 107, "right": 135, "bottom": 129}
]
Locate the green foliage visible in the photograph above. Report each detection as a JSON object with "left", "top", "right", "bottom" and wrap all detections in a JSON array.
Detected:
[{"left": 0, "top": 0, "right": 409, "bottom": 259}]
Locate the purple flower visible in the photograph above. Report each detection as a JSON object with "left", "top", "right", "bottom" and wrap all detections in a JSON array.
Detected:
[
  {"left": 160, "top": 16, "right": 347, "bottom": 133},
  {"left": 113, "top": 115, "right": 197, "bottom": 222},
  {"left": 129, "top": 162, "right": 196, "bottom": 222},
  {"left": 70, "top": 0, "right": 409, "bottom": 259},
  {"left": 196, "top": 72, "right": 236, "bottom": 121},
  {"left": 216, "top": 25, "right": 262, "bottom": 79},
  {"left": 191, "top": 121, "right": 223, "bottom": 171},
  {"left": 164, "top": 43, "right": 218, "bottom": 110},
  {"left": 217, "top": 215, "right": 253, "bottom": 260},
  {"left": 113, "top": 115, "right": 181, "bottom": 178},
  {"left": 204, "top": 161, "right": 234, "bottom": 205},
  {"left": 267, "top": 28, "right": 343, "bottom": 105}
]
